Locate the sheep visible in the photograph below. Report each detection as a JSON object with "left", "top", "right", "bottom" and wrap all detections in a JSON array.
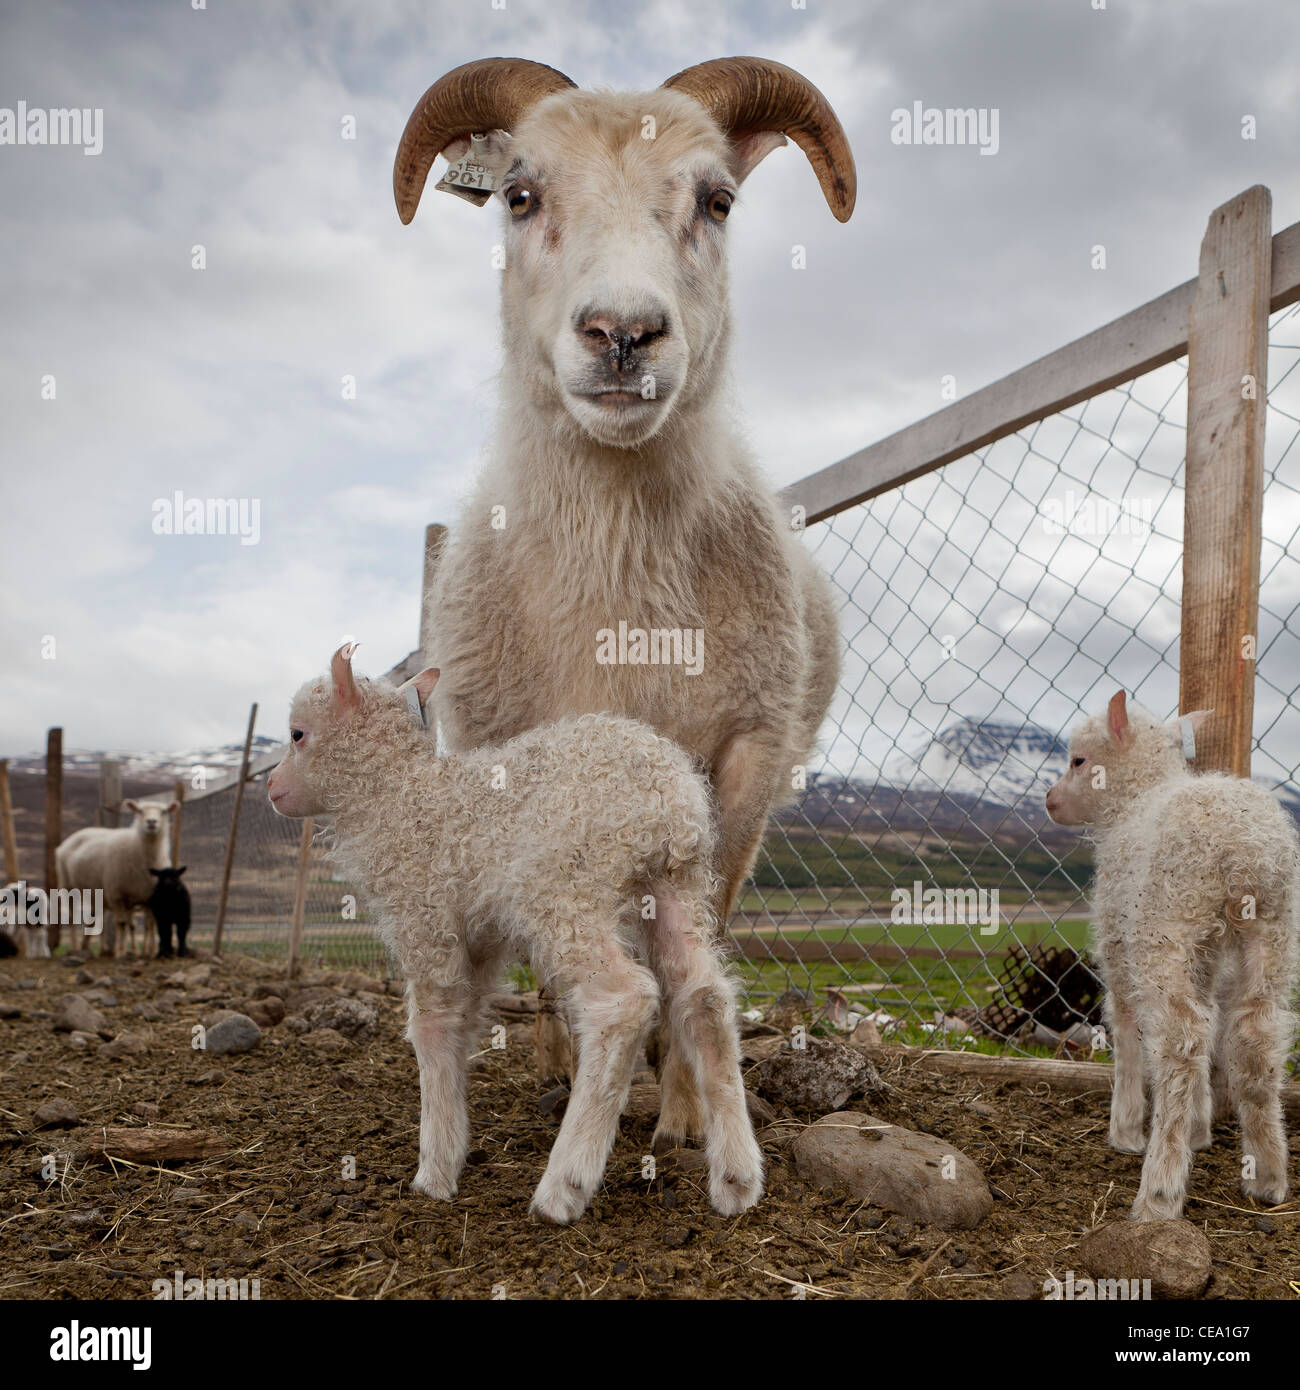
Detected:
[
  {"left": 55, "top": 799, "right": 178, "bottom": 957},
  {"left": 1, "top": 881, "right": 50, "bottom": 957},
  {"left": 266, "top": 644, "right": 764, "bottom": 1224},
  {"left": 396, "top": 57, "right": 852, "bottom": 1139},
  {"left": 147, "top": 866, "right": 191, "bottom": 959},
  {"left": 1045, "top": 690, "right": 1300, "bottom": 1221}
]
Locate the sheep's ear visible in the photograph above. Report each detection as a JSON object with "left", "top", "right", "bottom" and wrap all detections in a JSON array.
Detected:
[
  {"left": 412, "top": 667, "right": 440, "bottom": 703},
  {"left": 165, "top": 801, "right": 180, "bottom": 814},
  {"left": 1107, "top": 690, "right": 1131, "bottom": 746},
  {"left": 149, "top": 867, "right": 162, "bottom": 877},
  {"left": 176, "top": 866, "right": 187, "bottom": 876},
  {"left": 330, "top": 643, "right": 363, "bottom": 716},
  {"left": 731, "top": 130, "right": 789, "bottom": 183},
  {"left": 124, "top": 799, "right": 140, "bottom": 814}
]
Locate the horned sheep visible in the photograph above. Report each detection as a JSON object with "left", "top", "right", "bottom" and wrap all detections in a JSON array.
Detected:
[
  {"left": 396, "top": 56, "right": 853, "bottom": 1138},
  {"left": 1046, "top": 690, "right": 1300, "bottom": 1221},
  {"left": 267, "top": 644, "right": 763, "bottom": 1225}
]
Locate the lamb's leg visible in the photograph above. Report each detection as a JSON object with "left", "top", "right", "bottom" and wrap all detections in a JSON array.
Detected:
[
  {"left": 1106, "top": 987, "right": 1147, "bottom": 1153},
  {"left": 1229, "top": 924, "right": 1294, "bottom": 1207},
  {"left": 1130, "top": 932, "right": 1213, "bottom": 1222},
  {"left": 648, "top": 887, "right": 763, "bottom": 1216},
  {"left": 530, "top": 948, "right": 658, "bottom": 1225},
  {"left": 655, "top": 732, "right": 779, "bottom": 1148},
  {"left": 405, "top": 979, "right": 476, "bottom": 1201}
]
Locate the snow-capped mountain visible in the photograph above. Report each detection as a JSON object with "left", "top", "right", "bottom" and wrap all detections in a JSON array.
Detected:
[
  {"left": 3, "top": 735, "right": 284, "bottom": 781},
  {"left": 880, "top": 718, "right": 1068, "bottom": 805}
]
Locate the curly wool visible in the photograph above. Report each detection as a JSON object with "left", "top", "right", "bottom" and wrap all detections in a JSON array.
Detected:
[{"left": 290, "top": 675, "right": 719, "bottom": 988}]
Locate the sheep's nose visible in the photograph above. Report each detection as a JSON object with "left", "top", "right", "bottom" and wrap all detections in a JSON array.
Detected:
[{"left": 576, "top": 308, "right": 668, "bottom": 372}]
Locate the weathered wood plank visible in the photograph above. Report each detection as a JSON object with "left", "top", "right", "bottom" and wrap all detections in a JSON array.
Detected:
[
  {"left": 784, "top": 210, "right": 1300, "bottom": 524},
  {"left": 43, "top": 729, "right": 62, "bottom": 950},
  {"left": 1180, "top": 186, "right": 1272, "bottom": 775}
]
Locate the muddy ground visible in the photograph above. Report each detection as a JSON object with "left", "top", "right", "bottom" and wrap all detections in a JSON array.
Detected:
[{"left": 1, "top": 950, "right": 1296, "bottom": 1301}]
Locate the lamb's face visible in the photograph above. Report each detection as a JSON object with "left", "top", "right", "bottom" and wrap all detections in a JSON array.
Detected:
[
  {"left": 1045, "top": 718, "right": 1110, "bottom": 826},
  {"left": 267, "top": 684, "right": 336, "bottom": 819},
  {"left": 125, "top": 800, "right": 175, "bottom": 837},
  {"left": 498, "top": 90, "right": 737, "bottom": 447}
]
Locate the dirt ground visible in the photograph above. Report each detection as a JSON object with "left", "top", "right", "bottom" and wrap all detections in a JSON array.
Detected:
[{"left": 2, "top": 949, "right": 1296, "bottom": 1301}]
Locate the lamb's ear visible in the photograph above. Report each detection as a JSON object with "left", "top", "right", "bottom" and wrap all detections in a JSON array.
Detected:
[
  {"left": 330, "top": 643, "right": 363, "bottom": 716},
  {"left": 165, "top": 801, "right": 180, "bottom": 814},
  {"left": 1107, "top": 690, "right": 1131, "bottom": 747},
  {"left": 149, "top": 868, "right": 162, "bottom": 877},
  {"left": 124, "top": 799, "right": 140, "bottom": 814},
  {"left": 412, "top": 667, "right": 440, "bottom": 703},
  {"left": 176, "top": 866, "right": 187, "bottom": 877}
]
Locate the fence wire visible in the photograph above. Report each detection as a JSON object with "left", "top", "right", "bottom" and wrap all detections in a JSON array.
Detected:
[{"left": 174, "top": 306, "right": 1300, "bottom": 1061}]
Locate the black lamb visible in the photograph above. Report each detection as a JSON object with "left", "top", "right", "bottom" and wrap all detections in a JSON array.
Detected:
[{"left": 148, "top": 866, "right": 191, "bottom": 958}]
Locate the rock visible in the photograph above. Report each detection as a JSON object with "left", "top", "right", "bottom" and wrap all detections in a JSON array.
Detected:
[
  {"left": 100, "top": 1031, "right": 149, "bottom": 1060},
  {"left": 850, "top": 1017, "right": 882, "bottom": 1049},
  {"left": 252, "top": 982, "right": 288, "bottom": 1000},
  {"left": 134, "top": 1002, "right": 165, "bottom": 1022},
  {"left": 0, "top": 1003, "right": 20, "bottom": 1019},
  {"left": 34, "top": 1098, "right": 80, "bottom": 1129},
  {"left": 304, "top": 996, "right": 378, "bottom": 1039},
  {"left": 740, "top": 1035, "right": 787, "bottom": 1063},
  {"left": 133, "top": 1102, "right": 161, "bottom": 1120},
  {"left": 1076, "top": 1220, "right": 1211, "bottom": 1300},
  {"left": 52, "top": 993, "right": 112, "bottom": 1038},
  {"left": 203, "top": 1013, "right": 262, "bottom": 1056},
  {"left": 242, "top": 996, "right": 286, "bottom": 1028},
  {"left": 63, "top": 1208, "right": 105, "bottom": 1229},
  {"left": 969, "top": 1101, "right": 996, "bottom": 1118},
  {"left": 17, "top": 979, "right": 39, "bottom": 991},
  {"left": 75, "top": 969, "right": 96, "bottom": 985},
  {"left": 286, "top": 986, "right": 337, "bottom": 1013},
  {"left": 538, "top": 1084, "right": 569, "bottom": 1118},
  {"left": 333, "top": 970, "right": 388, "bottom": 995},
  {"left": 284, "top": 1015, "right": 310, "bottom": 1034},
  {"left": 10, "top": 1051, "right": 30, "bottom": 1065},
  {"left": 754, "top": 1039, "right": 886, "bottom": 1113},
  {"left": 299, "top": 1027, "right": 349, "bottom": 1053},
  {"left": 179, "top": 964, "right": 212, "bottom": 988},
  {"left": 744, "top": 1089, "right": 776, "bottom": 1126},
  {"left": 65, "top": 1030, "right": 100, "bottom": 1049},
  {"left": 791, "top": 1111, "right": 993, "bottom": 1230}
]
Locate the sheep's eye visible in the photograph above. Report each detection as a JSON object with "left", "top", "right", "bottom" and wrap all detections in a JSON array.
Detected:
[
  {"left": 1071, "top": 756, "right": 1085, "bottom": 768},
  {"left": 506, "top": 186, "right": 535, "bottom": 218},
  {"left": 291, "top": 729, "right": 305, "bottom": 744},
  {"left": 707, "top": 188, "right": 733, "bottom": 222}
]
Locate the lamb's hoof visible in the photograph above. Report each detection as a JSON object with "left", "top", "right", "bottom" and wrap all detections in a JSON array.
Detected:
[
  {"left": 177, "top": 947, "right": 191, "bottom": 958},
  {"left": 1241, "top": 1175, "right": 1287, "bottom": 1206},
  {"left": 652, "top": 1126, "right": 685, "bottom": 1157},
  {"left": 1109, "top": 1132, "right": 1146, "bottom": 1155},
  {"left": 410, "top": 1170, "right": 456, "bottom": 1201},
  {"left": 709, "top": 1168, "right": 763, "bottom": 1217},
  {"left": 529, "top": 1171, "right": 590, "bottom": 1225},
  {"left": 1129, "top": 1193, "right": 1182, "bottom": 1223},
  {"left": 1191, "top": 1129, "right": 1214, "bottom": 1153}
]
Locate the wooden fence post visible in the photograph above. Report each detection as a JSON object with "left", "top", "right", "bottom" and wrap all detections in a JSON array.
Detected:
[
  {"left": 98, "top": 759, "right": 121, "bottom": 828},
  {"left": 1181, "top": 186, "right": 1273, "bottom": 776},
  {"left": 212, "top": 704, "right": 257, "bottom": 958},
  {"left": 171, "top": 779, "right": 186, "bottom": 869},
  {"left": 0, "top": 759, "right": 18, "bottom": 884},
  {"left": 420, "top": 522, "right": 448, "bottom": 660},
  {"left": 287, "top": 817, "right": 314, "bottom": 981},
  {"left": 44, "top": 728, "right": 63, "bottom": 950}
]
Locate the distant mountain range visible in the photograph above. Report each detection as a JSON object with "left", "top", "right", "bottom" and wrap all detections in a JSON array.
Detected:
[{"left": 8, "top": 719, "right": 1299, "bottom": 844}]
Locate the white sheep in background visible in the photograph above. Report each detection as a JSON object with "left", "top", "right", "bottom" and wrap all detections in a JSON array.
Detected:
[
  {"left": 1046, "top": 690, "right": 1300, "bottom": 1221},
  {"left": 1, "top": 882, "right": 50, "bottom": 958},
  {"left": 55, "top": 799, "right": 178, "bottom": 956},
  {"left": 395, "top": 57, "right": 853, "bottom": 1139},
  {"left": 267, "top": 645, "right": 763, "bottom": 1225}
]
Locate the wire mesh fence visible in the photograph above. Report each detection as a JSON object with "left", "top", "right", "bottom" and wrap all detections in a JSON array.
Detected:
[
  {"left": 738, "top": 301, "right": 1300, "bottom": 1056},
  {"left": 170, "top": 305, "right": 1300, "bottom": 1060}
]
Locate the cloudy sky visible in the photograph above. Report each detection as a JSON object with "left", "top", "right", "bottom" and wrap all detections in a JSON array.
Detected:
[{"left": 2, "top": 0, "right": 1298, "bottom": 783}]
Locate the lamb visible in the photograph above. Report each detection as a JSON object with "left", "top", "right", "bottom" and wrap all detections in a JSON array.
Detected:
[
  {"left": 395, "top": 57, "right": 852, "bottom": 1136},
  {"left": 55, "top": 799, "right": 178, "bottom": 957},
  {"left": 1045, "top": 690, "right": 1300, "bottom": 1221},
  {"left": 1, "top": 881, "right": 50, "bottom": 957},
  {"left": 266, "top": 644, "right": 763, "bottom": 1224},
  {"left": 147, "top": 867, "right": 191, "bottom": 959}
]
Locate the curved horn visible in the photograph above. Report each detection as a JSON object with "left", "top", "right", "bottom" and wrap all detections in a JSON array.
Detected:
[
  {"left": 663, "top": 57, "right": 856, "bottom": 222},
  {"left": 394, "top": 57, "right": 577, "bottom": 224}
]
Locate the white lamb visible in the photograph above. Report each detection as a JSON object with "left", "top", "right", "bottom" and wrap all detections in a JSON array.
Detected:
[
  {"left": 55, "top": 799, "right": 178, "bottom": 956},
  {"left": 266, "top": 644, "right": 763, "bottom": 1225},
  {"left": 1046, "top": 690, "right": 1300, "bottom": 1221}
]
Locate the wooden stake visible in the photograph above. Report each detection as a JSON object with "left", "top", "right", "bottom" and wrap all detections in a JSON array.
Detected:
[
  {"left": 287, "top": 817, "right": 314, "bottom": 981},
  {"left": 212, "top": 704, "right": 257, "bottom": 958},
  {"left": 420, "top": 522, "right": 448, "bottom": 661},
  {"left": 171, "top": 779, "right": 186, "bottom": 869},
  {"left": 98, "top": 758, "right": 121, "bottom": 828},
  {"left": 0, "top": 759, "right": 18, "bottom": 883},
  {"left": 44, "top": 728, "right": 63, "bottom": 950},
  {"left": 1181, "top": 186, "right": 1273, "bottom": 775}
]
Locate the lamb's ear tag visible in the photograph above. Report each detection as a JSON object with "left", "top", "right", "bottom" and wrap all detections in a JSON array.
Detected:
[
  {"left": 404, "top": 683, "right": 428, "bottom": 728},
  {"left": 436, "top": 133, "right": 503, "bottom": 207},
  {"left": 1181, "top": 717, "right": 1196, "bottom": 762}
]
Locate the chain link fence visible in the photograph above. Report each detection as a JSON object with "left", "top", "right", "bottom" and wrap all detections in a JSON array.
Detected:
[{"left": 172, "top": 296, "right": 1300, "bottom": 1060}]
